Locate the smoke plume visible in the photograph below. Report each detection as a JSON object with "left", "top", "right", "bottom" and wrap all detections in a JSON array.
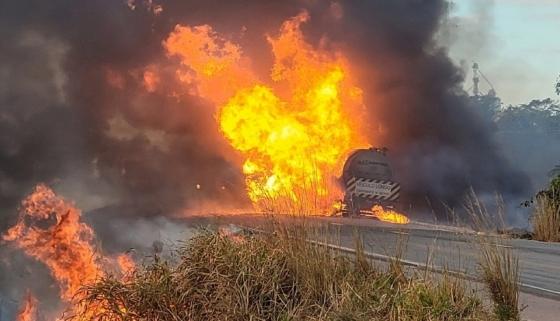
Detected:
[
  {"left": 0, "top": 0, "right": 530, "bottom": 266},
  {"left": 0, "top": 0, "right": 533, "bottom": 318},
  {"left": 0, "top": 0, "right": 529, "bottom": 220}
]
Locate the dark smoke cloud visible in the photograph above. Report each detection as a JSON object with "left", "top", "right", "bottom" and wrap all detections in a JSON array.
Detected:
[
  {"left": 0, "top": 0, "right": 253, "bottom": 231},
  {"left": 0, "top": 0, "right": 530, "bottom": 221},
  {"left": 307, "top": 1, "right": 530, "bottom": 212},
  {"left": 0, "top": 0, "right": 533, "bottom": 317},
  {"left": 0, "top": 0, "right": 530, "bottom": 219},
  {"left": 437, "top": 0, "right": 498, "bottom": 70}
]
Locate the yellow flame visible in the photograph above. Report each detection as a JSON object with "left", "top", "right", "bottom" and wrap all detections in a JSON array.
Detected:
[
  {"left": 371, "top": 205, "right": 410, "bottom": 224},
  {"left": 165, "top": 11, "right": 368, "bottom": 214}
]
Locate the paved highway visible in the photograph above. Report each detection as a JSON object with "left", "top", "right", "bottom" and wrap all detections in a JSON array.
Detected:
[
  {"left": 209, "top": 214, "right": 560, "bottom": 299},
  {"left": 324, "top": 217, "right": 560, "bottom": 298}
]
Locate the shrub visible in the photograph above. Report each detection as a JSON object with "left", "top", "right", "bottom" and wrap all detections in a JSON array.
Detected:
[{"left": 72, "top": 228, "right": 492, "bottom": 321}]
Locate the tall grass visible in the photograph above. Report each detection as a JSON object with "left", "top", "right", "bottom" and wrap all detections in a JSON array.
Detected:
[
  {"left": 251, "top": 159, "right": 343, "bottom": 216},
  {"left": 478, "top": 240, "right": 520, "bottom": 321},
  {"left": 71, "top": 226, "right": 491, "bottom": 321},
  {"left": 463, "top": 189, "right": 506, "bottom": 232},
  {"left": 463, "top": 191, "right": 521, "bottom": 321},
  {"left": 532, "top": 188, "right": 560, "bottom": 242}
]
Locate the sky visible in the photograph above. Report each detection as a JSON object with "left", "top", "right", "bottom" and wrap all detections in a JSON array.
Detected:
[{"left": 444, "top": 0, "right": 560, "bottom": 105}]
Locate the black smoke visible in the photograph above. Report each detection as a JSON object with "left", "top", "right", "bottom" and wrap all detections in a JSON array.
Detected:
[
  {"left": 0, "top": 0, "right": 534, "bottom": 318},
  {"left": 0, "top": 0, "right": 253, "bottom": 231},
  {"left": 0, "top": 0, "right": 531, "bottom": 221},
  {"left": 0, "top": 0, "right": 530, "bottom": 221},
  {"left": 303, "top": 1, "right": 530, "bottom": 212}
]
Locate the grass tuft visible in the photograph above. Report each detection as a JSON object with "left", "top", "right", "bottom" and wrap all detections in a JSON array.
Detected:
[
  {"left": 463, "top": 191, "right": 521, "bottom": 321},
  {"left": 532, "top": 188, "right": 560, "bottom": 242},
  {"left": 478, "top": 240, "right": 520, "bottom": 321},
  {"left": 71, "top": 226, "right": 492, "bottom": 321}
]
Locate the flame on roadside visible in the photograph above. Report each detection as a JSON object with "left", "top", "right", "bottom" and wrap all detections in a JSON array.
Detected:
[
  {"left": 371, "top": 205, "right": 410, "bottom": 224},
  {"left": 3, "top": 184, "right": 136, "bottom": 320},
  {"left": 3, "top": 184, "right": 105, "bottom": 302},
  {"left": 16, "top": 291, "right": 37, "bottom": 321},
  {"left": 117, "top": 253, "right": 136, "bottom": 278},
  {"left": 165, "top": 11, "right": 367, "bottom": 214}
]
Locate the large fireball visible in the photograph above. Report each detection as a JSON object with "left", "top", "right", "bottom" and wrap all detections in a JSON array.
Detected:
[{"left": 165, "top": 12, "right": 368, "bottom": 214}]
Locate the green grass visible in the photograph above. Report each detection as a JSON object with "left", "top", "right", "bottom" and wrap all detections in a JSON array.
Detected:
[{"left": 71, "top": 226, "right": 493, "bottom": 321}]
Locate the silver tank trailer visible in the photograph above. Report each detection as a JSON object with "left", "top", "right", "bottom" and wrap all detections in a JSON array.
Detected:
[{"left": 340, "top": 147, "right": 401, "bottom": 216}]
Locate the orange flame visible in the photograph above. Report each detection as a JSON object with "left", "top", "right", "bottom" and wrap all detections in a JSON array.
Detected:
[
  {"left": 3, "top": 184, "right": 104, "bottom": 301},
  {"left": 16, "top": 291, "right": 37, "bottom": 321},
  {"left": 371, "top": 205, "right": 410, "bottom": 224},
  {"left": 3, "top": 184, "right": 137, "bottom": 320},
  {"left": 117, "top": 253, "right": 136, "bottom": 278},
  {"left": 164, "top": 24, "right": 256, "bottom": 104},
  {"left": 165, "top": 12, "right": 368, "bottom": 214}
]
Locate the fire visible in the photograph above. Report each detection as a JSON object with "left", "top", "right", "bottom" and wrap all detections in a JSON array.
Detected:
[
  {"left": 143, "top": 69, "right": 160, "bottom": 92},
  {"left": 3, "top": 184, "right": 104, "bottom": 301},
  {"left": 371, "top": 205, "right": 410, "bottom": 224},
  {"left": 117, "top": 253, "right": 136, "bottom": 278},
  {"left": 3, "top": 184, "right": 136, "bottom": 320},
  {"left": 16, "top": 291, "right": 37, "bottom": 321},
  {"left": 165, "top": 12, "right": 367, "bottom": 214},
  {"left": 164, "top": 24, "right": 256, "bottom": 104}
]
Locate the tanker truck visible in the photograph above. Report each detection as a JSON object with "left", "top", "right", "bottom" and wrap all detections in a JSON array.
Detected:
[{"left": 338, "top": 147, "right": 401, "bottom": 216}]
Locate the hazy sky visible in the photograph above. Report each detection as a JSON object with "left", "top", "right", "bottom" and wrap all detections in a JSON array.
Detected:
[{"left": 444, "top": 0, "right": 560, "bottom": 105}]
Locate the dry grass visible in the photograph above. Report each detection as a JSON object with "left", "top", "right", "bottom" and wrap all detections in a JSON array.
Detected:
[
  {"left": 71, "top": 225, "right": 492, "bottom": 321},
  {"left": 478, "top": 240, "right": 520, "bottom": 321},
  {"left": 463, "top": 189, "right": 506, "bottom": 232},
  {"left": 256, "top": 166, "right": 342, "bottom": 216},
  {"left": 463, "top": 191, "right": 521, "bottom": 321},
  {"left": 532, "top": 189, "right": 560, "bottom": 242}
]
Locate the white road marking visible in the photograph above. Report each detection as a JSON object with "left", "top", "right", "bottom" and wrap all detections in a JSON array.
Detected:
[{"left": 235, "top": 223, "right": 560, "bottom": 300}]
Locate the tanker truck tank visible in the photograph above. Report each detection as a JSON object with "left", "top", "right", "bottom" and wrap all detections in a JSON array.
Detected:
[{"left": 339, "top": 147, "right": 401, "bottom": 216}]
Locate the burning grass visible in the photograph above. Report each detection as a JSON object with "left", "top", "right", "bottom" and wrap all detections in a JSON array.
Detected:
[{"left": 73, "top": 226, "right": 493, "bottom": 321}]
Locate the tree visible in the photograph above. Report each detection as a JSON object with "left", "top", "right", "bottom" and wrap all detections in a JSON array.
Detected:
[
  {"left": 495, "top": 98, "right": 560, "bottom": 135},
  {"left": 551, "top": 165, "right": 560, "bottom": 188},
  {"left": 556, "top": 74, "right": 560, "bottom": 96},
  {"left": 468, "top": 94, "right": 502, "bottom": 123}
]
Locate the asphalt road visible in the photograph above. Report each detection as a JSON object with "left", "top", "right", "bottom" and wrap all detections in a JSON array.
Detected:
[
  {"left": 331, "top": 221, "right": 560, "bottom": 299},
  {"left": 208, "top": 214, "right": 560, "bottom": 299},
  {"left": 323, "top": 217, "right": 560, "bottom": 299}
]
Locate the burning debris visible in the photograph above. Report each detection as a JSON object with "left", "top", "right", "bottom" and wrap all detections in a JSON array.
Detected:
[{"left": 371, "top": 205, "right": 410, "bottom": 224}]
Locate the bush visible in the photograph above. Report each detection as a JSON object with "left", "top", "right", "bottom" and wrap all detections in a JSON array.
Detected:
[{"left": 72, "top": 228, "right": 492, "bottom": 321}]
